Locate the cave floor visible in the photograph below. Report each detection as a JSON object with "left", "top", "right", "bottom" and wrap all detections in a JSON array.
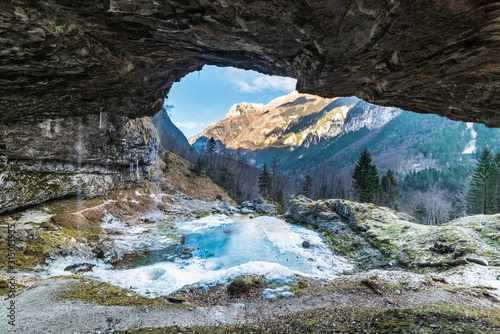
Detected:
[{"left": 2, "top": 269, "right": 499, "bottom": 333}]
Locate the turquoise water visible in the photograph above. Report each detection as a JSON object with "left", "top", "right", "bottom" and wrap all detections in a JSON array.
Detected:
[{"left": 45, "top": 214, "right": 352, "bottom": 296}]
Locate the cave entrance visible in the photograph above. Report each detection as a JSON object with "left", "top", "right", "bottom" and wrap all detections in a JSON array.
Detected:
[{"left": 166, "top": 65, "right": 297, "bottom": 140}]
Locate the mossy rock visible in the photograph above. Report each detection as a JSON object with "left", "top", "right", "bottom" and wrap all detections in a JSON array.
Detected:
[
  {"left": 227, "top": 275, "right": 261, "bottom": 296},
  {"left": 288, "top": 197, "right": 500, "bottom": 270},
  {"left": 0, "top": 279, "right": 9, "bottom": 289}
]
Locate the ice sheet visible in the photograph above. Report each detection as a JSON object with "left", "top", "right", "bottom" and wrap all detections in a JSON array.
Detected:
[{"left": 44, "top": 214, "right": 353, "bottom": 296}]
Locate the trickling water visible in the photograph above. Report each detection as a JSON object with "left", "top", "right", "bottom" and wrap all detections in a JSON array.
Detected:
[
  {"left": 76, "top": 117, "right": 83, "bottom": 239},
  {"left": 77, "top": 117, "right": 83, "bottom": 200},
  {"left": 99, "top": 107, "right": 103, "bottom": 129},
  {"left": 44, "top": 214, "right": 353, "bottom": 296},
  {"left": 136, "top": 158, "right": 139, "bottom": 180}
]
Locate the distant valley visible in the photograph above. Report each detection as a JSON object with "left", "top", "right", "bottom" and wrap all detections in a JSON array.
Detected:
[{"left": 189, "top": 91, "right": 500, "bottom": 175}]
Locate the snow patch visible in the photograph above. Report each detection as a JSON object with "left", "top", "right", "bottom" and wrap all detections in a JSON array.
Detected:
[{"left": 462, "top": 122, "right": 477, "bottom": 154}]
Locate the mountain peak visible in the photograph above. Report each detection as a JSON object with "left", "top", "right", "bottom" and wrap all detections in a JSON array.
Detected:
[
  {"left": 265, "top": 91, "right": 320, "bottom": 110},
  {"left": 226, "top": 102, "right": 265, "bottom": 118}
]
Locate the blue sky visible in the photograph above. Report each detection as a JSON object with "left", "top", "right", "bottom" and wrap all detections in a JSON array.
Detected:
[{"left": 167, "top": 65, "right": 297, "bottom": 138}]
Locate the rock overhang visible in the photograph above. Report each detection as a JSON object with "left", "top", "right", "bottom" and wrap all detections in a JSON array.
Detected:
[
  {"left": 1, "top": 0, "right": 500, "bottom": 213},
  {"left": 1, "top": 0, "right": 499, "bottom": 125}
]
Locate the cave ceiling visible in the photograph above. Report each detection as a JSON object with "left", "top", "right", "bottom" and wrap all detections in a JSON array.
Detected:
[{"left": 1, "top": 0, "right": 499, "bottom": 125}]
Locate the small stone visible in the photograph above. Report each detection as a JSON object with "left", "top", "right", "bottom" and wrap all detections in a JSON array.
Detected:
[
  {"left": 40, "top": 222, "right": 60, "bottom": 231},
  {"left": 64, "top": 263, "right": 95, "bottom": 273},
  {"left": 93, "top": 246, "right": 105, "bottom": 259},
  {"left": 384, "top": 297, "right": 395, "bottom": 305},
  {"left": 33, "top": 235, "right": 47, "bottom": 244},
  {"left": 302, "top": 240, "right": 311, "bottom": 248},
  {"left": 167, "top": 296, "right": 186, "bottom": 304},
  {"left": 15, "top": 241, "right": 26, "bottom": 249},
  {"left": 27, "top": 228, "right": 36, "bottom": 238},
  {"left": 59, "top": 249, "right": 69, "bottom": 257},
  {"left": 15, "top": 230, "right": 28, "bottom": 241},
  {"left": 395, "top": 290, "right": 401, "bottom": 295}
]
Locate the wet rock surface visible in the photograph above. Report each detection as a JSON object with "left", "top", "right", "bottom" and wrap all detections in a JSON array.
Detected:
[{"left": 0, "top": 116, "right": 159, "bottom": 213}]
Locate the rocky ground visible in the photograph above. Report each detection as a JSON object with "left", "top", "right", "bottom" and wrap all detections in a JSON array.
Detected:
[
  {"left": 1, "top": 191, "right": 500, "bottom": 333},
  {"left": 1, "top": 268, "right": 499, "bottom": 333}
]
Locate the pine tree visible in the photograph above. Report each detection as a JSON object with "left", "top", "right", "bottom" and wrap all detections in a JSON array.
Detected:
[
  {"left": 381, "top": 169, "right": 398, "bottom": 209},
  {"left": 352, "top": 149, "right": 381, "bottom": 203},
  {"left": 207, "top": 137, "right": 216, "bottom": 155},
  {"left": 494, "top": 153, "right": 500, "bottom": 211},
  {"left": 467, "top": 146, "right": 497, "bottom": 214},
  {"left": 301, "top": 175, "right": 312, "bottom": 197},
  {"left": 258, "top": 163, "right": 272, "bottom": 197}
]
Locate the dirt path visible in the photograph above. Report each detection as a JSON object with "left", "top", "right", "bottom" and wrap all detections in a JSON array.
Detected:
[{"left": 2, "top": 275, "right": 499, "bottom": 334}]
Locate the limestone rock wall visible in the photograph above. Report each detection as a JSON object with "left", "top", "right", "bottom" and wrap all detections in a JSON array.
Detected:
[{"left": 0, "top": 115, "right": 159, "bottom": 213}]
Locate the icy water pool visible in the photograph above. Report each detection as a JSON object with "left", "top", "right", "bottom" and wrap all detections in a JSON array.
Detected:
[{"left": 45, "top": 214, "right": 352, "bottom": 296}]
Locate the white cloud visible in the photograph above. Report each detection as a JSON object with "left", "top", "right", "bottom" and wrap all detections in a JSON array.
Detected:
[
  {"left": 174, "top": 121, "right": 205, "bottom": 130},
  {"left": 225, "top": 67, "right": 296, "bottom": 93}
]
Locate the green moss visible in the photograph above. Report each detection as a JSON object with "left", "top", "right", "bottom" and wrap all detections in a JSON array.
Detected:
[
  {"left": 0, "top": 280, "right": 23, "bottom": 296},
  {"left": 227, "top": 275, "right": 262, "bottom": 296},
  {"left": 291, "top": 199, "right": 500, "bottom": 270},
  {"left": 195, "top": 212, "right": 212, "bottom": 219},
  {"left": 115, "top": 304, "right": 500, "bottom": 333},
  {"left": 289, "top": 279, "right": 309, "bottom": 295},
  {"left": 58, "top": 278, "right": 189, "bottom": 308}
]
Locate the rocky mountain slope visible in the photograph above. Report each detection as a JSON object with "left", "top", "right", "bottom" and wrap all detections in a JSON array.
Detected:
[
  {"left": 190, "top": 102, "right": 265, "bottom": 148},
  {"left": 152, "top": 109, "right": 192, "bottom": 153},
  {"left": 191, "top": 91, "right": 400, "bottom": 150},
  {"left": 191, "top": 92, "right": 500, "bottom": 175}
]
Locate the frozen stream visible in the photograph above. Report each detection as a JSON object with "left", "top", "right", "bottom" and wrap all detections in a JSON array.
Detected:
[{"left": 44, "top": 214, "right": 352, "bottom": 296}]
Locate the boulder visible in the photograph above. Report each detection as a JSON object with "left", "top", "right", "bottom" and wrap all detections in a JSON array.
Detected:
[
  {"left": 64, "top": 263, "right": 95, "bottom": 273},
  {"left": 240, "top": 207, "right": 253, "bottom": 214},
  {"left": 253, "top": 197, "right": 278, "bottom": 214},
  {"left": 240, "top": 201, "right": 254, "bottom": 209},
  {"left": 227, "top": 275, "right": 261, "bottom": 296}
]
